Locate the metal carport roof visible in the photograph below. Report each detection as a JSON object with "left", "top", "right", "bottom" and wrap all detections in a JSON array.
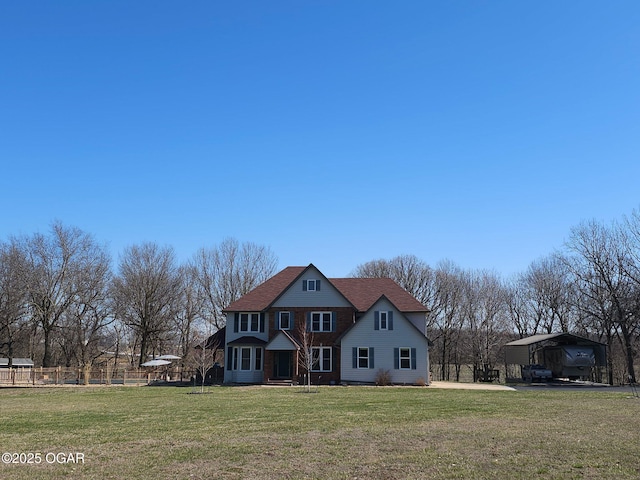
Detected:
[{"left": 504, "top": 333, "right": 607, "bottom": 366}]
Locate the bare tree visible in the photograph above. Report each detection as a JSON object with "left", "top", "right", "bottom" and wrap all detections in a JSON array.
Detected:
[
  {"left": 193, "top": 238, "right": 277, "bottom": 329},
  {"left": 296, "top": 320, "right": 314, "bottom": 392},
  {"left": 173, "top": 263, "right": 205, "bottom": 378},
  {"left": 63, "top": 242, "right": 113, "bottom": 383},
  {"left": 459, "top": 269, "right": 508, "bottom": 380},
  {"left": 563, "top": 220, "right": 637, "bottom": 382},
  {"left": 191, "top": 328, "right": 217, "bottom": 393},
  {"left": 520, "top": 255, "right": 576, "bottom": 334},
  {"left": 19, "top": 222, "right": 110, "bottom": 367},
  {"left": 111, "top": 243, "right": 182, "bottom": 367},
  {"left": 351, "top": 254, "right": 435, "bottom": 305},
  {"left": 504, "top": 276, "right": 533, "bottom": 338},
  {"left": 428, "top": 260, "right": 465, "bottom": 381},
  {"left": 0, "top": 240, "right": 30, "bottom": 365}
]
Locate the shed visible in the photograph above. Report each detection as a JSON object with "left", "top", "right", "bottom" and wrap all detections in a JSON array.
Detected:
[
  {"left": 0, "top": 358, "right": 34, "bottom": 368},
  {"left": 504, "top": 333, "right": 608, "bottom": 383},
  {"left": 0, "top": 358, "right": 35, "bottom": 384}
]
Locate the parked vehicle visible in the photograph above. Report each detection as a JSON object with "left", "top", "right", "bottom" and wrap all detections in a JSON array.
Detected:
[
  {"left": 521, "top": 364, "right": 552, "bottom": 382},
  {"left": 542, "top": 346, "right": 595, "bottom": 380}
]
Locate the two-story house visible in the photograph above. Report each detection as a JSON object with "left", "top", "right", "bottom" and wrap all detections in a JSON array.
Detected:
[{"left": 222, "top": 264, "right": 430, "bottom": 385}]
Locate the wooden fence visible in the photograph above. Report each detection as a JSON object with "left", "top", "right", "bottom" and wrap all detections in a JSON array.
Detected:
[{"left": 0, "top": 367, "right": 175, "bottom": 386}]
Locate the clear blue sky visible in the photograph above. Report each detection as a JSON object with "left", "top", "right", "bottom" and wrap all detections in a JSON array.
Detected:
[{"left": 1, "top": 1, "right": 639, "bottom": 278}]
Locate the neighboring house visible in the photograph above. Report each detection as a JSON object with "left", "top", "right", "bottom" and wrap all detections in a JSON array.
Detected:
[{"left": 222, "top": 264, "right": 430, "bottom": 385}]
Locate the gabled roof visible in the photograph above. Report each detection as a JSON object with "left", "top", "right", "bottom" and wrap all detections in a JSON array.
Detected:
[
  {"left": 225, "top": 266, "right": 306, "bottom": 312},
  {"left": 505, "top": 332, "right": 606, "bottom": 347},
  {"left": 223, "top": 264, "right": 429, "bottom": 314},
  {"left": 336, "top": 294, "right": 430, "bottom": 344},
  {"left": 330, "top": 277, "right": 428, "bottom": 313},
  {"left": 265, "top": 330, "right": 301, "bottom": 351}
]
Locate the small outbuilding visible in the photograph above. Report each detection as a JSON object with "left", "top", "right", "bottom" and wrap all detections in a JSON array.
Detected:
[
  {"left": 504, "top": 333, "right": 608, "bottom": 383},
  {"left": 0, "top": 358, "right": 35, "bottom": 384}
]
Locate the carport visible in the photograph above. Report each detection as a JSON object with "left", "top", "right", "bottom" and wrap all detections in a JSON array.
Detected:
[{"left": 504, "top": 333, "right": 608, "bottom": 383}]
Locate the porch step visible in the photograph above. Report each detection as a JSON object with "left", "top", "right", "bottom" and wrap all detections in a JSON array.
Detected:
[{"left": 266, "top": 379, "right": 296, "bottom": 386}]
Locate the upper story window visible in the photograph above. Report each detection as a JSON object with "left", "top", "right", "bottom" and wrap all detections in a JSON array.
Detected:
[
  {"left": 278, "top": 311, "right": 291, "bottom": 330},
  {"left": 380, "top": 311, "right": 388, "bottom": 330},
  {"left": 239, "top": 313, "right": 260, "bottom": 332},
  {"left": 303, "top": 279, "right": 321, "bottom": 291},
  {"left": 374, "top": 310, "right": 394, "bottom": 331},
  {"left": 309, "top": 312, "right": 333, "bottom": 332}
]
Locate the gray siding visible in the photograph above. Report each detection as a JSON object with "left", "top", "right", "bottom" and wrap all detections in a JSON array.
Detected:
[
  {"left": 224, "top": 311, "right": 269, "bottom": 383},
  {"left": 272, "top": 267, "right": 351, "bottom": 308},
  {"left": 224, "top": 312, "right": 270, "bottom": 344},
  {"left": 340, "top": 298, "right": 429, "bottom": 385},
  {"left": 405, "top": 312, "right": 427, "bottom": 334}
]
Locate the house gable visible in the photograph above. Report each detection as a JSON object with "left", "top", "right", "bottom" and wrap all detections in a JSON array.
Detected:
[
  {"left": 272, "top": 265, "right": 352, "bottom": 309},
  {"left": 340, "top": 295, "right": 430, "bottom": 385},
  {"left": 265, "top": 331, "right": 300, "bottom": 351}
]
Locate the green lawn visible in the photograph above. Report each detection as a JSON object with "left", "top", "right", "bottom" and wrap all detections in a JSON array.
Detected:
[{"left": 0, "top": 385, "right": 638, "bottom": 479}]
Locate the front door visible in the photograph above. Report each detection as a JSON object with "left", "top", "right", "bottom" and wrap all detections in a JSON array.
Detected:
[{"left": 274, "top": 351, "right": 293, "bottom": 379}]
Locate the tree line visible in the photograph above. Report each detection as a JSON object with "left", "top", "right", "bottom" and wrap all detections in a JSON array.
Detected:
[
  {"left": 1, "top": 208, "right": 639, "bottom": 384},
  {"left": 352, "top": 208, "right": 640, "bottom": 384},
  {"left": 0, "top": 222, "right": 277, "bottom": 376}
]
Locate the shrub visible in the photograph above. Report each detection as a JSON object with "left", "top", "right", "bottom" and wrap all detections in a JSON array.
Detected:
[{"left": 375, "top": 369, "right": 392, "bottom": 386}]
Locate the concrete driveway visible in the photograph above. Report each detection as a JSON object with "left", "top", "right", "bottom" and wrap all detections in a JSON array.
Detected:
[{"left": 429, "top": 381, "right": 515, "bottom": 391}]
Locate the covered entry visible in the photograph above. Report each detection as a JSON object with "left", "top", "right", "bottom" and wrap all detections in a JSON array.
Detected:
[
  {"left": 504, "top": 333, "right": 608, "bottom": 383},
  {"left": 273, "top": 351, "right": 294, "bottom": 379},
  {"left": 265, "top": 331, "right": 300, "bottom": 382}
]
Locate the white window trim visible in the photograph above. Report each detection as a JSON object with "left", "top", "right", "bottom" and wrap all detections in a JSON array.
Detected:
[
  {"left": 399, "top": 347, "right": 411, "bottom": 370},
  {"left": 311, "top": 347, "right": 332, "bottom": 372},
  {"left": 379, "top": 311, "right": 388, "bottom": 330},
  {"left": 232, "top": 346, "right": 263, "bottom": 371},
  {"left": 357, "top": 347, "right": 370, "bottom": 369},
  {"left": 278, "top": 312, "right": 291, "bottom": 330},
  {"left": 311, "top": 311, "right": 332, "bottom": 332},
  {"left": 240, "top": 347, "right": 252, "bottom": 371},
  {"left": 307, "top": 279, "right": 317, "bottom": 291},
  {"left": 239, "top": 313, "right": 260, "bottom": 333}
]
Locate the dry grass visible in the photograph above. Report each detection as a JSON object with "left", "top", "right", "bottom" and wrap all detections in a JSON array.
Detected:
[{"left": 0, "top": 385, "right": 638, "bottom": 479}]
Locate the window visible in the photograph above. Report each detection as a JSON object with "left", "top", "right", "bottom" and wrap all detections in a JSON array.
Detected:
[
  {"left": 278, "top": 312, "right": 291, "bottom": 330},
  {"left": 352, "top": 347, "right": 374, "bottom": 369},
  {"left": 303, "top": 279, "right": 321, "bottom": 291},
  {"left": 255, "top": 348, "right": 263, "bottom": 371},
  {"left": 394, "top": 347, "right": 417, "bottom": 370},
  {"left": 311, "top": 347, "right": 332, "bottom": 372},
  {"left": 310, "top": 312, "right": 333, "bottom": 332},
  {"left": 239, "top": 313, "right": 260, "bottom": 333},
  {"left": 380, "top": 311, "right": 388, "bottom": 330},
  {"left": 230, "top": 346, "right": 263, "bottom": 371},
  {"left": 374, "top": 311, "right": 393, "bottom": 331},
  {"left": 231, "top": 347, "right": 238, "bottom": 370},
  {"left": 240, "top": 347, "right": 252, "bottom": 370},
  {"left": 399, "top": 348, "right": 411, "bottom": 369},
  {"left": 358, "top": 347, "right": 369, "bottom": 369}
]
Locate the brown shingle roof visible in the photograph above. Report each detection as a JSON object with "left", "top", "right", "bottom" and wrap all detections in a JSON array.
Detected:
[
  {"left": 224, "top": 265, "right": 428, "bottom": 314},
  {"left": 224, "top": 266, "right": 306, "bottom": 312},
  {"left": 330, "top": 277, "right": 428, "bottom": 313}
]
